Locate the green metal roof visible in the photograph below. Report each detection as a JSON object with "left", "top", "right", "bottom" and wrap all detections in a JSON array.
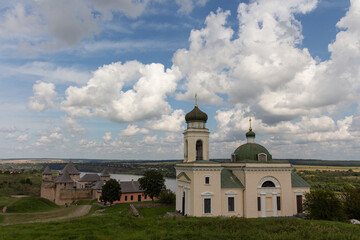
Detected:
[
  {"left": 246, "top": 130, "right": 255, "bottom": 137},
  {"left": 177, "top": 172, "right": 191, "bottom": 181},
  {"left": 185, "top": 105, "right": 208, "bottom": 122},
  {"left": 291, "top": 172, "right": 311, "bottom": 188},
  {"left": 233, "top": 143, "right": 272, "bottom": 162},
  {"left": 221, "top": 169, "right": 244, "bottom": 189}
]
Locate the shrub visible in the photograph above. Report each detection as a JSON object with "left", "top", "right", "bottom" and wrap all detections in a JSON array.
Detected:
[
  {"left": 343, "top": 186, "right": 360, "bottom": 219},
  {"left": 303, "top": 189, "right": 347, "bottom": 221},
  {"left": 158, "top": 190, "right": 175, "bottom": 204},
  {"left": 138, "top": 170, "right": 165, "bottom": 201}
]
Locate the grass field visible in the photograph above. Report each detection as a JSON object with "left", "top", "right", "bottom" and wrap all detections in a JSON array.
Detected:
[
  {"left": 138, "top": 206, "right": 175, "bottom": 217},
  {"left": 0, "top": 203, "right": 359, "bottom": 240},
  {"left": 0, "top": 173, "right": 42, "bottom": 197},
  {"left": 6, "top": 197, "right": 60, "bottom": 213},
  {"left": 294, "top": 165, "right": 360, "bottom": 172}
]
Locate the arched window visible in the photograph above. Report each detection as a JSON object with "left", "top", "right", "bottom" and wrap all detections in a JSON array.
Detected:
[
  {"left": 196, "top": 140, "right": 203, "bottom": 160},
  {"left": 261, "top": 181, "right": 275, "bottom": 188},
  {"left": 184, "top": 140, "right": 188, "bottom": 159}
]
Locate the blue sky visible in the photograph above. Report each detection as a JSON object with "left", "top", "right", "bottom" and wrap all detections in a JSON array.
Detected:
[{"left": 1, "top": 0, "right": 359, "bottom": 160}]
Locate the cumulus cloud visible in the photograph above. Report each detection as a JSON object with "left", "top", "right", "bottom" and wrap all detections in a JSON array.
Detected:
[
  {"left": 0, "top": 0, "right": 150, "bottom": 52},
  {"left": 103, "top": 132, "right": 112, "bottom": 142},
  {"left": 146, "top": 109, "right": 185, "bottom": 132},
  {"left": 121, "top": 125, "right": 149, "bottom": 136},
  {"left": 28, "top": 81, "right": 57, "bottom": 112},
  {"left": 61, "top": 61, "right": 181, "bottom": 123},
  {"left": 62, "top": 116, "right": 86, "bottom": 135},
  {"left": 16, "top": 134, "right": 29, "bottom": 143}
]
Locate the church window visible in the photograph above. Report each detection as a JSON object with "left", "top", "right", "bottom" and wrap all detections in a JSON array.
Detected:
[
  {"left": 205, "top": 176, "right": 210, "bottom": 185},
  {"left": 277, "top": 196, "right": 281, "bottom": 211},
  {"left": 196, "top": 140, "right": 203, "bottom": 160},
  {"left": 257, "top": 197, "right": 261, "bottom": 211},
  {"left": 184, "top": 140, "right": 188, "bottom": 159},
  {"left": 131, "top": 195, "right": 133, "bottom": 201},
  {"left": 125, "top": 196, "right": 128, "bottom": 201},
  {"left": 204, "top": 198, "right": 211, "bottom": 214},
  {"left": 228, "top": 197, "right": 235, "bottom": 212},
  {"left": 262, "top": 181, "right": 275, "bottom": 188},
  {"left": 258, "top": 153, "right": 267, "bottom": 161}
]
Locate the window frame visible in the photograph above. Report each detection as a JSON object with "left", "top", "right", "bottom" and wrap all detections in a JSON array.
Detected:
[
  {"left": 228, "top": 196, "right": 235, "bottom": 212},
  {"left": 204, "top": 176, "right": 210, "bottom": 185},
  {"left": 204, "top": 198, "right": 211, "bottom": 214}
]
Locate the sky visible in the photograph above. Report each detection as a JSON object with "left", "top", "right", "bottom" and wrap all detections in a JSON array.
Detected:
[{"left": 0, "top": 0, "right": 359, "bottom": 161}]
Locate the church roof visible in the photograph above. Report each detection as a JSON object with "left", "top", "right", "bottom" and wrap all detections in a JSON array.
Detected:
[
  {"left": 61, "top": 161, "right": 80, "bottom": 175},
  {"left": 291, "top": 172, "right": 311, "bottom": 188},
  {"left": 42, "top": 166, "right": 52, "bottom": 175},
  {"left": 120, "top": 181, "right": 144, "bottom": 193},
  {"left": 101, "top": 169, "right": 110, "bottom": 177},
  {"left": 246, "top": 129, "right": 256, "bottom": 137},
  {"left": 233, "top": 143, "right": 272, "bottom": 162},
  {"left": 55, "top": 169, "right": 74, "bottom": 183},
  {"left": 221, "top": 169, "right": 244, "bottom": 189},
  {"left": 79, "top": 174, "right": 100, "bottom": 182},
  {"left": 185, "top": 105, "right": 208, "bottom": 122}
]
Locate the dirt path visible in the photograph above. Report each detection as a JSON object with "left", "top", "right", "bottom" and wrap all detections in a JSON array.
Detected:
[
  {"left": 29, "top": 205, "right": 92, "bottom": 223},
  {"left": 1, "top": 205, "right": 92, "bottom": 225}
]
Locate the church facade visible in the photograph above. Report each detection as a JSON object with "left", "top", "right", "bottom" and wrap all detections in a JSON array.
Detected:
[{"left": 175, "top": 104, "right": 310, "bottom": 218}]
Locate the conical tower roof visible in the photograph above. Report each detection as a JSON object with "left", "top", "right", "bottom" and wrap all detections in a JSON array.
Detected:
[
  {"left": 55, "top": 169, "right": 74, "bottom": 183},
  {"left": 42, "top": 166, "right": 52, "bottom": 175},
  {"left": 61, "top": 161, "right": 79, "bottom": 175},
  {"left": 101, "top": 168, "right": 110, "bottom": 177}
]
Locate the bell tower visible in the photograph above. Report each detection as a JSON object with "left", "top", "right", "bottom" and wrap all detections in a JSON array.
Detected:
[{"left": 183, "top": 95, "right": 209, "bottom": 162}]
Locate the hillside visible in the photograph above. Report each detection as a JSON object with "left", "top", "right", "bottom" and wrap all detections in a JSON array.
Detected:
[{"left": 0, "top": 203, "right": 360, "bottom": 239}]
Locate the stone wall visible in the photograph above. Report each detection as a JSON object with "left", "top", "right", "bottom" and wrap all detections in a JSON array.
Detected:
[
  {"left": 41, "top": 180, "right": 55, "bottom": 202},
  {"left": 57, "top": 188, "right": 94, "bottom": 205}
]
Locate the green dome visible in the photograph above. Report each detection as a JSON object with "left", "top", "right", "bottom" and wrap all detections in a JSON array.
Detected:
[
  {"left": 185, "top": 105, "right": 208, "bottom": 122},
  {"left": 233, "top": 143, "right": 272, "bottom": 162},
  {"left": 246, "top": 129, "right": 255, "bottom": 137}
]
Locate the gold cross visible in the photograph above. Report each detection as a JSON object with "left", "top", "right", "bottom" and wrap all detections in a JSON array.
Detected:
[
  {"left": 249, "top": 118, "right": 252, "bottom": 131},
  {"left": 195, "top": 93, "right": 198, "bottom": 107}
]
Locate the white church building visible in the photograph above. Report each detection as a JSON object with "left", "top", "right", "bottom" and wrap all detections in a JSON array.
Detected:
[{"left": 175, "top": 103, "right": 310, "bottom": 218}]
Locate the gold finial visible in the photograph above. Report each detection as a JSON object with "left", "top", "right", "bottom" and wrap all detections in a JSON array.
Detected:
[
  {"left": 249, "top": 118, "right": 252, "bottom": 131},
  {"left": 195, "top": 93, "right": 198, "bottom": 107}
]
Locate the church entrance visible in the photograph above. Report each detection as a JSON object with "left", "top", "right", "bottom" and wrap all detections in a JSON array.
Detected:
[{"left": 182, "top": 191, "right": 186, "bottom": 215}]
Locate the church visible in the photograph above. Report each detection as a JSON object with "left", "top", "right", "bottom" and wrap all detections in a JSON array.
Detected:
[{"left": 175, "top": 103, "right": 310, "bottom": 218}]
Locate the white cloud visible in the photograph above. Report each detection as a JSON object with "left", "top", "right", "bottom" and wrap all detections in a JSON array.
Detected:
[
  {"left": 146, "top": 109, "right": 185, "bottom": 132},
  {"left": 121, "top": 125, "right": 149, "bottom": 136},
  {"left": 62, "top": 116, "right": 86, "bottom": 135},
  {"left": 28, "top": 81, "right": 57, "bottom": 112},
  {"left": 0, "top": 0, "right": 151, "bottom": 52},
  {"left": 16, "top": 134, "right": 29, "bottom": 143},
  {"left": 103, "top": 132, "right": 112, "bottom": 142},
  {"left": 175, "top": 0, "right": 209, "bottom": 14},
  {"left": 61, "top": 61, "right": 181, "bottom": 123}
]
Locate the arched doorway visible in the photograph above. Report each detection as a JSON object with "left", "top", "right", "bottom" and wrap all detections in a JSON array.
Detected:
[
  {"left": 257, "top": 177, "right": 280, "bottom": 217},
  {"left": 196, "top": 140, "right": 203, "bottom": 160}
]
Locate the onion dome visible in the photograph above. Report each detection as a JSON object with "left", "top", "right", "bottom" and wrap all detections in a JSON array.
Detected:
[
  {"left": 42, "top": 166, "right": 52, "bottom": 175},
  {"left": 185, "top": 105, "right": 208, "bottom": 122},
  {"left": 246, "top": 129, "right": 256, "bottom": 138}
]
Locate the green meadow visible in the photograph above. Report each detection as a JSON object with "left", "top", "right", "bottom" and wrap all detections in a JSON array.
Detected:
[{"left": 0, "top": 203, "right": 359, "bottom": 240}]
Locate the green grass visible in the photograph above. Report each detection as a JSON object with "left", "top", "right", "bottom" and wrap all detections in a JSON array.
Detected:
[
  {"left": 0, "top": 204, "right": 360, "bottom": 239},
  {"left": 6, "top": 197, "right": 60, "bottom": 213},
  {"left": 138, "top": 206, "right": 175, "bottom": 217},
  {"left": 0, "top": 173, "right": 42, "bottom": 197},
  {"left": 73, "top": 199, "right": 97, "bottom": 205}
]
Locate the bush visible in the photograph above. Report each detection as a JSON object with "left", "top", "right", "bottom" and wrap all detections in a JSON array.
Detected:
[
  {"left": 158, "top": 190, "right": 175, "bottom": 204},
  {"left": 343, "top": 186, "right": 360, "bottom": 219},
  {"left": 303, "top": 189, "right": 347, "bottom": 221}
]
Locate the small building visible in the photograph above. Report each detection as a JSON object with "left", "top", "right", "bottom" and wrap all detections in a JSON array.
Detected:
[
  {"left": 175, "top": 103, "right": 310, "bottom": 217},
  {"left": 97, "top": 180, "right": 153, "bottom": 204}
]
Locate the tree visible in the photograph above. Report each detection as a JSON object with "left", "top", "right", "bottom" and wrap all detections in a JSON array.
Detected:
[
  {"left": 343, "top": 186, "right": 360, "bottom": 219},
  {"left": 303, "top": 189, "right": 346, "bottom": 221},
  {"left": 158, "top": 190, "right": 175, "bottom": 204},
  {"left": 100, "top": 179, "right": 121, "bottom": 205},
  {"left": 138, "top": 170, "right": 165, "bottom": 201}
]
